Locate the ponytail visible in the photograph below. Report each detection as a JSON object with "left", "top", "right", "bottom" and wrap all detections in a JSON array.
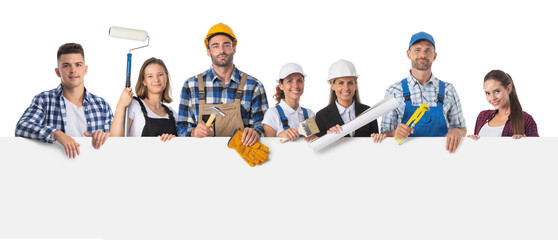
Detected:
[
  {"left": 272, "top": 81, "right": 285, "bottom": 105},
  {"left": 484, "top": 70, "right": 524, "bottom": 135},
  {"left": 506, "top": 74, "right": 525, "bottom": 135}
]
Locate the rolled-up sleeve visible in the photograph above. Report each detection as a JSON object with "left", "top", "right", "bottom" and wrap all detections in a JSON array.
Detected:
[
  {"left": 15, "top": 94, "right": 58, "bottom": 143},
  {"left": 177, "top": 78, "right": 197, "bottom": 137},
  {"left": 444, "top": 83, "right": 467, "bottom": 130},
  {"left": 381, "top": 83, "right": 405, "bottom": 133},
  {"left": 248, "top": 82, "right": 268, "bottom": 136}
]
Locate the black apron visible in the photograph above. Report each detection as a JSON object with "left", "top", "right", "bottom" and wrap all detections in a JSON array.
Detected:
[{"left": 133, "top": 97, "right": 178, "bottom": 137}]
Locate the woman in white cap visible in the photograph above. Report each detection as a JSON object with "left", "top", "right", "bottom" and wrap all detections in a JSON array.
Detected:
[
  {"left": 315, "top": 59, "right": 381, "bottom": 138},
  {"left": 262, "top": 63, "right": 317, "bottom": 142}
]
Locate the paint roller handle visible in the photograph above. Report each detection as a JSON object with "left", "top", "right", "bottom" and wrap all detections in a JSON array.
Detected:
[
  {"left": 123, "top": 53, "right": 132, "bottom": 137},
  {"left": 126, "top": 53, "right": 132, "bottom": 88}
]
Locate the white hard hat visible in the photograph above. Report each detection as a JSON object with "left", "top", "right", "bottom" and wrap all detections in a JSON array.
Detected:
[
  {"left": 327, "top": 59, "right": 358, "bottom": 83},
  {"left": 277, "top": 63, "right": 306, "bottom": 82}
]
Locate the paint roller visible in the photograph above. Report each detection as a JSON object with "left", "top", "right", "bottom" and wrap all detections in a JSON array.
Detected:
[{"left": 108, "top": 26, "right": 150, "bottom": 137}]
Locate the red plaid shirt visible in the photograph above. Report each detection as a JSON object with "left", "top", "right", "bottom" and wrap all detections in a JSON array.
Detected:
[{"left": 473, "top": 110, "right": 538, "bottom": 137}]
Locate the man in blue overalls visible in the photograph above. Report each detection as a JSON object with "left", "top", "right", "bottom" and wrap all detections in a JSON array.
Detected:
[{"left": 381, "top": 32, "right": 467, "bottom": 153}]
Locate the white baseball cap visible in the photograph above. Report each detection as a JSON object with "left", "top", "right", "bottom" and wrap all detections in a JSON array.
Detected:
[
  {"left": 277, "top": 63, "right": 306, "bottom": 82},
  {"left": 327, "top": 59, "right": 358, "bottom": 83}
]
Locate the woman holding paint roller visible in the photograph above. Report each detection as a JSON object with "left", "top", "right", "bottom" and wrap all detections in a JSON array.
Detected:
[
  {"left": 110, "top": 57, "right": 178, "bottom": 141},
  {"left": 263, "top": 63, "right": 318, "bottom": 142},
  {"left": 315, "top": 59, "right": 381, "bottom": 138},
  {"left": 468, "top": 70, "right": 538, "bottom": 139}
]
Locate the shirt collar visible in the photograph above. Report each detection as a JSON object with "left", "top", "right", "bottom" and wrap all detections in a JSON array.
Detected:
[
  {"left": 335, "top": 100, "right": 355, "bottom": 116},
  {"left": 56, "top": 84, "right": 91, "bottom": 103},
  {"left": 55, "top": 84, "right": 64, "bottom": 96},
  {"left": 279, "top": 99, "right": 302, "bottom": 115},
  {"left": 407, "top": 70, "right": 438, "bottom": 87},
  {"left": 208, "top": 65, "right": 241, "bottom": 84}
]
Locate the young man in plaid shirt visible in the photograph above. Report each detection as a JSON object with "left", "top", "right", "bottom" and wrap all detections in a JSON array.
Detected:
[{"left": 15, "top": 43, "right": 113, "bottom": 158}]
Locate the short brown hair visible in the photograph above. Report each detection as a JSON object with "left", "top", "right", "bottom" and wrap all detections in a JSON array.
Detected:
[
  {"left": 135, "top": 57, "right": 173, "bottom": 103},
  {"left": 57, "top": 43, "right": 84, "bottom": 61}
]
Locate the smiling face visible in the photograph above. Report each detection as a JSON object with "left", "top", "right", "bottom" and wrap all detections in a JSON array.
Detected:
[
  {"left": 55, "top": 53, "right": 87, "bottom": 90},
  {"left": 484, "top": 79, "right": 512, "bottom": 110},
  {"left": 142, "top": 63, "right": 167, "bottom": 95},
  {"left": 407, "top": 40, "right": 437, "bottom": 71},
  {"left": 331, "top": 76, "right": 357, "bottom": 106},
  {"left": 279, "top": 73, "right": 305, "bottom": 101}
]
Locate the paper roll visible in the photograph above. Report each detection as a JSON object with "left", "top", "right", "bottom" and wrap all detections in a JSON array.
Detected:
[
  {"left": 309, "top": 96, "right": 399, "bottom": 151},
  {"left": 109, "top": 26, "right": 148, "bottom": 41}
]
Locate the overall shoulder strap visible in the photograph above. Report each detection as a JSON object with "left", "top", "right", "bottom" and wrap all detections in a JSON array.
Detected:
[
  {"left": 133, "top": 96, "right": 149, "bottom": 117},
  {"left": 234, "top": 71, "right": 249, "bottom": 102},
  {"left": 197, "top": 73, "right": 205, "bottom": 104},
  {"left": 437, "top": 80, "right": 446, "bottom": 107},
  {"left": 162, "top": 104, "right": 175, "bottom": 122},
  {"left": 275, "top": 105, "right": 290, "bottom": 131},
  {"left": 301, "top": 107, "right": 309, "bottom": 120},
  {"left": 400, "top": 78, "right": 412, "bottom": 104}
]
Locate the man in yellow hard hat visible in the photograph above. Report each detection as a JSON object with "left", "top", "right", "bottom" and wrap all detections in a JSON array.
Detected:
[{"left": 177, "top": 23, "right": 269, "bottom": 146}]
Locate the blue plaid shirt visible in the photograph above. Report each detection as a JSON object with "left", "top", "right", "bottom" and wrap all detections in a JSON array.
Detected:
[
  {"left": 381, "top": 72, "right": 466, "bottom": 132},
  {"left": 15, "top": 84, "right": 114, "bottom": 143},
  {"left": 177, "top": 67, "right": 269, "bottom": 136}
]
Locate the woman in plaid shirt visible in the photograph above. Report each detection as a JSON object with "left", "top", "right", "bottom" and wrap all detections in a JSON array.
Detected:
[{"left": 469, "top": 70, "right": 538, "bottom": 139}]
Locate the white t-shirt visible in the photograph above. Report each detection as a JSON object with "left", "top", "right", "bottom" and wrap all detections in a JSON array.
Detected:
[
  {"left": 262, "top": 99, "right": 315, "bottom": 136},
  {"left": 128, "top": 98, "right": 178, "bottom": 137},
  {"left": 478, "top": 123, "right": 504, "bottom": 137},
  {"left": 63, "top": 96, "right": 87, "bottom": 137}
]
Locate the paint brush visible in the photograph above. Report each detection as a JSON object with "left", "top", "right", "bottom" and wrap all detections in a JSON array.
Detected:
[{"left": 279, "top": 117, "right": 320, "bottom": 143}]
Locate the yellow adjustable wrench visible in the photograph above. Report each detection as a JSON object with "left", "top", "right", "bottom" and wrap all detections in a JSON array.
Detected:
[{"left": 396, "top": 104, "right": 430, "bottom": 145}]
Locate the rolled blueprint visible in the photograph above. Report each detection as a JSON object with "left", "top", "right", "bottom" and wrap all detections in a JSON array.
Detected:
[{"left": 309, "top": 96, "right": 399, "bottom": 151}]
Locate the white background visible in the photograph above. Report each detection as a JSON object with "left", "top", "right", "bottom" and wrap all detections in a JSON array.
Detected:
[{"left": 1, "top": 0, "right": 556, "bottom": 136}]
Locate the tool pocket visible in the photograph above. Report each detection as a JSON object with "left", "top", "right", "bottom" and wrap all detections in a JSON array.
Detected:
[{"left": 415, "top": 114, "right": 432, "bottom": 127}]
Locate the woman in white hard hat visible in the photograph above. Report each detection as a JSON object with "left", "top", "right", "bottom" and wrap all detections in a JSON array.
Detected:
[
  {"left": 262, "top": 63, "right": 317, "bottom": 142},
  {"left": 110, "top": 57, "right": 177, "bottom": 141},
  {"left": 315, "top": 59, "right": 382, "bottom": 139}
]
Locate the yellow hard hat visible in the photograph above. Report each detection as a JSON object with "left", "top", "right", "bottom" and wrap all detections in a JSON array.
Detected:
[{"left": 205, "top": 23, "right": 237, "bottom": 49}]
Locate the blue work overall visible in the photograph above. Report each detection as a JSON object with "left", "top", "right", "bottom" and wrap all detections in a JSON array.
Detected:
[
  {"left": 276, "top": 105, "right": 309, "bottom": 137},
  {"left": 400, "top": 78, "right": 448, "bottom": 137}
]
